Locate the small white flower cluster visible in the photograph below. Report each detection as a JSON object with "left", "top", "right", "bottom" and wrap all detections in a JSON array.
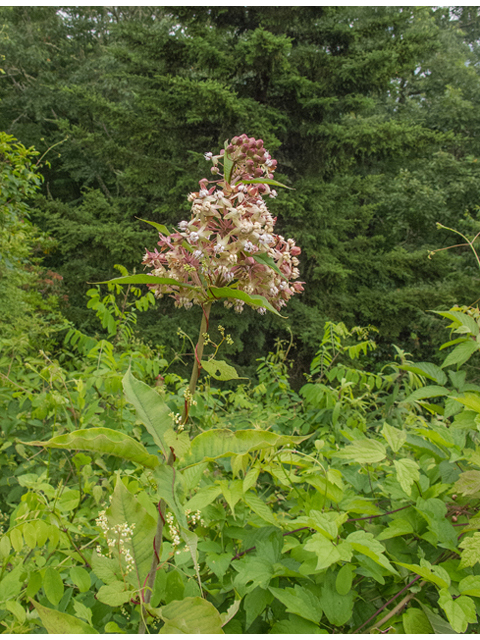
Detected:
[
  {"left": 183, "top": 388, "right": 197, "bottom": 407},
  {"left": 95, "top": 510, "right": 136, "bottom": 574},
  {"left": 185, "top": 509, "right": 205, "bottom": 527},
  {"left": 165, "top": 512, "right": 181, "bottom": 550}
]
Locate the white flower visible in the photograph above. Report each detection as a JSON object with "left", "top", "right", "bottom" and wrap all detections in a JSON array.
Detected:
[
  {"left": 214, "top": 243, "right": 225, "bottom": 254},
  {"left": 189, "top": 232, "right": 200, "bottom": 243},
  {"left": 178, "top": 220, "right": 189, "bottom": 231},
  {"left": 199, "top": 189, "right": 209, "bottom": 197},
  {"left": 269, "top": 190, "right": 277, "bottom": 198},
  {"left": 204, "top": 152, "right": 213, "bottom": 160},
  {"left": 257, "top": 307, "right": 267, "bottom": 314},
  {"left": 193, "top": 249, "right": 203, "bottom": 259},
  {"left": 243, "top": 241, "right": 255, "bottom": 252}
]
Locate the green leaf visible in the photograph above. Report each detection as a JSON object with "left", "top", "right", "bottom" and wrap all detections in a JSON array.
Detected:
[
  {"left": 303, "top": 534, "right": 344, "bottom": 571},
  {"left": 158, "top": 597, "right": 224, "bottom": 634},
  {"left": 70, "top": 567, "right": 90, "bottom": 593},
  {"left": 244, "top": 587, "right": 269, "bottom": 630},
  {"left": 73, "top": 600, "right": 93, "bottom": 626},
  {"left": 454, "top": 470, "right": 480, "bottom": 496},
  {"left": 377, "top": 518, "right": 414, "bottom": 541},
  {"left": 184, "top": 485, "right": 222, "bottom": 511},
  {"left": 438, "top": 589, "right": 476, "bottom": 633},
  {"left": 397, "top": 362, "right": 447, "bottom": 385},
  {"left": 207, "top": 286, "right": 285, "bottom": 317},
  {"left": 0, "top": 564, "right": 23, "bottom": 602},
  {"left": 270, "top": 614, "right": 327, "bottom": 634},
  {"left": 402, "top": 607, "right": 434, "bottom": 634},
  {"left": 123, "top": 367, "right": 171, "bottom": 457},
  {"left": 31, "top": 600, "right": 98, "bottom": 634},
  {"left": 252, "top": 252, "right": 287, "bottom": 280},
  {"left": 459, "top": 532, "right": 480, "bottom": 568},
  {"left": 26, "top": 428, "right": 159, "bottom": 469},
  {"left": 44, "top": 567, "right": 64, "bottom": 606},
  {"left": 459, "top": 575, "right": 480, "bottom": 597},
  {"left": 5, "top": 600, "right": 25, "bottom": 624},
  {"left": 153, "top": 464, "right": 187, "bottom": 528},
  {"left": 450, "top": 392, "right": 480, "bottom": 413},
  {"left": 201, "top": 359, "right": 245, "bottom": 381},
  {"left": 239, "top": 178, "right": 294, "bottom": 190},
  {"left": 94, "top": 274, "right": 196, "bottom": 289},
  {"left": 346, "top": 531, "right": 398, "bottom": 574},
  {"left": 394, "top": 458, "right": 420, "bottom": 496},
  {"left": 269, "top": 585, "right": 322, "bottom": 624},
  {"left": 180, "top": 429, "right": 307, "bottom": 468},
  {"left": 335, "top": 564, "right": 354, "bottom": 595},
  {"left": 243, "top": 492, "right": 277, "bottom": 525},
  {"left": 223, "top": 151, "right": 234, "bottom": 183},
  {"left": 332, "top": 438, "right": 386, "bottom": 464},
  {"left": 395, "top": 560, "right": 450, "bottom": 588},
  {"left": 381, "top": 422, "right": 406, "bottom": 453},
  {"left": 91, "top": 552, "right": 123, "bottom": 585},
  {"left": 304, "top": 472, "right": 344, "bottom": 504},
  {"left": 442, "top": 340, "right": 479, "bottom": 368},
  {"left": 435, "top": 310, "right": 480, "bottom": 336},
  {"left": 136, "top": 218, "right": 171, "bottom": 236},
  {"left": 97, "top": 581, "right": 135, "bottom": 607},
  {"left": 419, "top": 603, "right": 457, "bottom": 634},
  {"left": 233, "top": 556, "right": 273, "bottom": 593},
  {"left": 318, "top": 572, "right": 355, "bottom": 627},
  {"left": 107, "top": 479, "right": 157, "bottom": 591},
  {"left": 404, "top": 385, "right": 449, "bottom": 404}
]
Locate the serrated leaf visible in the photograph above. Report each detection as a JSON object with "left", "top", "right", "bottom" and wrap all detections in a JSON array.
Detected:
[
  {"left": 398, "top": 362, "right": 447, "bottom": 385},
  {"left": 136, "top": 218, "right": 171, "bottom": 236},
  {"left": 233, "top": 556, "right": 273, "bottom": 592},
  {"left": 207, "top": 286, "right": 285, "bottom": 317},
  {"left": 318, "top": 572, "right": 355, "bottom": 626},
  {"left": 438, "top": 589, "right": 476, "bottom": 633},
  {"left": 184, "top": 485, "right": 222, "bottom": 511},
  {"left": 26, "top": 428, "right": 158, "bottom": 469},
  {"left": 244, "top": 587, "right": 269, "bottom": 629},
  {"left": 180, "top": 429, "right": 307, "bottom": 468},
  {"left": 459, "top": 575, "right": 480, "bottom": 597},
  {"left": 123, "top": 368, "right": 171, "bottom": 458},
  {"left": 243, "top": 492, "right": 277, "bottom": 525},
  {"left": 91, "top": 552, "right": 123, "bottom": 585},
  {"left": 442, "top": 340, "right": 479, "bottom": 369},
  {"left": 450, "top": 392, "right": 480, "bottom": 413},
  {"left": 454, "top": 470, "right": 480, "bottom": 496},
  {"left": 395, "top": 560, "right": 450, "bottom": 588},
  {"left": 347, "top": 531, "right": 398, "bottom": 574},
  {"left": 201, "top": 359, "right": 245, "bottom": 381},
  {"left": 332, "top": 438, "right": 386, "bottom": 464},
  {"left": 376, "top": 518, "right": 414, "bottom": 540},
  {"left": 435, "top": 310, "right": 480, "bottom": 336},
  {"left": 5, "top": 600, "right": 25, "bottom": 624},
  {"left": 404, "top": 385, "right": 449, "bottom": 404},
  {"left": 381, "top": 422, "right": 406, "bottom": 453},
  {"left": 419, "top": 602, "right": 457, "bottom": 634},
  {"left": 303, "top": 534, "right": 344, "bottom": 571},
  {"left": 459, "top": 532, "right": 480, "bottom": 568},
  {"left": 159, "top": 597, "right": 224, "bottom": 634},
  {"left": 73, "top": 600, "right": 93, "bottom": 626},
  {"left": 394, "top": 458, "right": 420, "bottom": 495},
  {"left": 31, "top": 600, "right": 98, "bottom": 634},
  {"left": 269, "top": 585, "right": 322, "bottom": 624}
]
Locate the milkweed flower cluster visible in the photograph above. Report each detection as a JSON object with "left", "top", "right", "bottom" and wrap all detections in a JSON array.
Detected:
[{"left": 142, "top": 134, "right": 304, "bottom": 314}]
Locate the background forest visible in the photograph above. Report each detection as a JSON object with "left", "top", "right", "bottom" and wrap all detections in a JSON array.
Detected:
[{"left": 3, "top": 5, "right": 480, "bottom": 635}]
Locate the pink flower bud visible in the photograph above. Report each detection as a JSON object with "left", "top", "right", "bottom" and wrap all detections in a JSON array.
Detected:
[
  {"left": 290, "top": 246, "right": 301, "bottom": 256},
  {"left": 227, "top": 144, "right": 235, "bottom": 153},
  {"left": 245, "top": 257, "right": 255, "bottom": 266},
  {"left": 238, "top": 152, "right": 246, "bottom": 160},
  {"left": 258, "top": 184, "right": 266, "bottom": 193},
  {"left": 232, "top": 136, "right": 239, "bottom": 145},
  {"left": 249, "top": 137, "right": 256, "bottom": 145},
  {"left": 268, "top": 173, "right": 274, "bottom": 179},
  {"left": 254, "top": 167, "right": 263, "bottom": 177},
  {"left": 241, "top": 144, "right": 249, "bottom": 153},
  {"left": 293, "top": 282, "right": 304, "bottom": 292},
  {"left": 270, "top": 159, "right": 277, "bottom": 168},
  {"left": 247, "top": 148, "right": 255, "bottom": 157},
  {"left": 256, "top": 139, "right": 264, "bottom": 148},
  {"left": 220, "top": 149, "right": 225, "bottom": 154},
  {"left": 257, "top": 154, "right": 266, "bottom": 164},
  {"left": 246, "top": 159, "right": 254, "bottom": 166}
]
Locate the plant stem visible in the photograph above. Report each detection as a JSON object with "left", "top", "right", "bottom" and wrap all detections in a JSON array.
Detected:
[{"left": 187, "top": 302, "right": 212, "bottom": 400}]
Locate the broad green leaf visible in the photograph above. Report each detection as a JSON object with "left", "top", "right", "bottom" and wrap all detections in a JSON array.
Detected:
[
  {"left": 318, "top": 572, "right": 355, "bottom": 627},
  {"left": 153, "top": 464, "right": 186, "bottom": 528},
  {"left": 164, "top": 428, "right": 191, "bottom": 460},
  {"left": 201, "top": 359, "right": 245, "bottom": 381},
  {"left": 347, "top": 531, "right": 398, "bottom": 574},
  {"left": 377, "top": 518, "right": 414, "bottom": 540},
  {"left": 243, "top": 492, "right": 277, "bottom": 525},
  {"left": 91, "top": 552, "right": 123, "bottom": 585},
  {"left": 26, "top": 428, "right": 158, "bottom": 469},
  {"left": 459, "top": 532, "right": 480, "bottom": 568},
  {"left": 73, "top": 600, "right": 93, "bottom": 626},
  {"left": 207, "top": 286, "right": 285, "bottom": 317},
  {"left": 459, "top": 575, "right": 480, "bottom": 597},
  {"left": 304, "top": 472, "right": 344, "bottom": 504},
  {"left": 252, "top": 252, "right": 287, "bottom": 280},
  {"left": 0, "top": 535, "right": 11, "bottom": 559},
  {"left": 438, "top": 589, "right": 476, "bottom": 633},
  {"left": 70, "top": 567, "right": 91, "bottom": 593},
  {"left": 233, "top": 556, "right": 273, "bottom": 593},
  {"left": 94, "top": 274, "right": 196, "bottom": 289},
  {"left": 404, "top": 385, "right": 449, "bottom": 404},
  {"left": 0, "top": 564, "right": 23, "bottom": 602},
  {"left": 184, "top": 485, "right": 222, "bottom": 511},
  {"left": 297, "top": 510, "right": 339, "bottom": 539},
  {"left": 239, "top": 177, "right": 294, "bottom": 190},
  {"left": 137, "top": 218, "right": 171, "bottom": 236},
  {"left": 395, "top": 560, "right": 450, "bottom": 588},
  {"left": 23, "top": 522, "right": 36, "bottom": 548},
  {"left": 180, "top": 429, "right": 307, "bottom": 468},
  {"left": 31, "top": 600, "right": 98, "bottom": 634},
  {"left": 269, "top": 585, "right": 322, "bottom": 624},
  {"left": 333, "top": 438, "right": 386, "bottom": 464},
  {"left": 442, "top": 339, "right": 479, "bottom": 368},
  {"left": 394, "top": 458, "right": 420, "bottom": 495},
  {"left": 97, "top": 581, "right": 135, "bottom": 607},
  {"left": 44, "top": 567, "right": 64, "bottom": 606},
  {"left": 303, "top": 534, "right": 344, "bottom": 570},
  {"left": 159, "top": 597, "right": 224, "bottom": 634},
  {"left": 270, "top": 615, "right": 327, "bottom": 634},
  {"left": 397, "top": 362, "right": 447, "bottom": 385},
  {"left": 5, "top": 600, "right": 25, "bottom": 623},
  {"left": 335, "top": 564, "right": 354, "bottom": 595},
  {"left": 419, "top": 603, "right": 457, "bottom": 634},
  {"left": 10, "top": 528, "right": 23, "bottom": 552},
  {"left": 223, "top": 151, "right": 234, "bottom": 183},
  {"left": 450, "top": 392, "right": 480, "bottom": 413},
  {"left": 244, "top": 587, "right": 269, "bottom": 630},
  {"left": 107, "top": 479, "right": 157, "bottom": 591},
  {"left": 205, "top": 553, "right": 231, "bottom": 581},
  {"left": 435, "top": 310, "right": 480, "bottom": 336},
  {"left": 402, "top": 607, "right": 433, "bottom": 634},
  {"left": 454, "top": 470, "right": 480, "bottom": 496},
  {"left": 123, "top": 367, "right": 171, "bottom": 458},
  {"left": 381, "top": 422, "right": 406, "bottom": 452},
  {"left": 220, "top": 596, "right": 241, "bottom": 628},
  {"left": 219, "top": 479, "right": 243, "bottom": 515}
]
